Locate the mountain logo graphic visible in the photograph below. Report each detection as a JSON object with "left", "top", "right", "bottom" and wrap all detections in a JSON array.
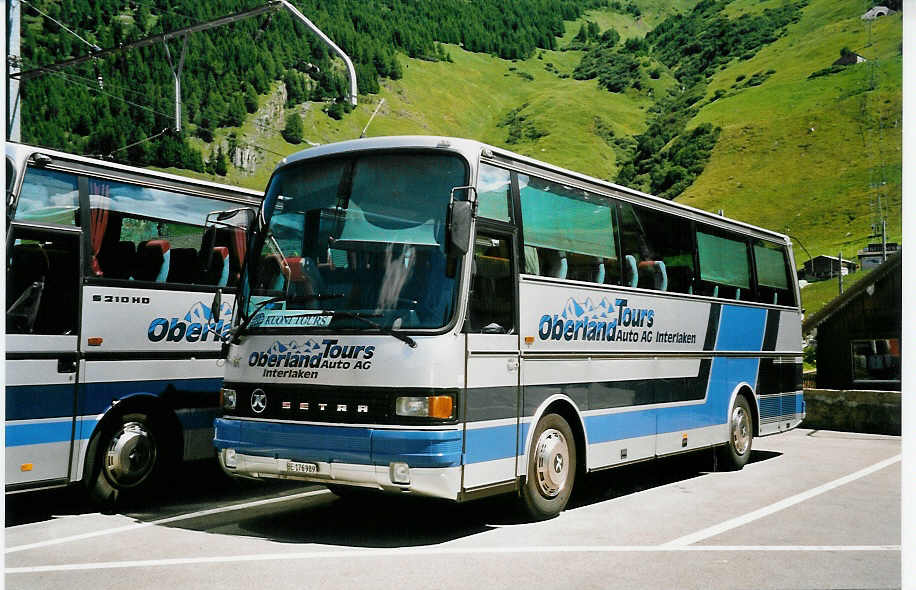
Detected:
[
  {"left": 147, "top": 300, "right": 232, "bottom": 343},
  {"left": 184, "top": 300, "right": 232, "bottom": 323},
  {"left": 560, "top": 297, "right": 613, "bottom": 320},
  {"left": 266, "top": 339, "right": 322, "bottom": 355},
  {"left": 539, "top": 296, "right": 654, "bottom": 342}
]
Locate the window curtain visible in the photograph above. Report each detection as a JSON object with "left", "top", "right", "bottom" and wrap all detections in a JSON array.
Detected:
[{"left": 88, "top": 180, "right": 110, "bottom": 276}]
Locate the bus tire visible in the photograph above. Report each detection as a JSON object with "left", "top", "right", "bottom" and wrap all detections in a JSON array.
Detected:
[
  {"left": 719, "top": 395, "right": 753, "bottom": 471},
  {"left": 85, "top": 411, "right": 168, "bottom": 506},
  {"left": 520, "top": 413, "right": 577, "bottom": 520}
]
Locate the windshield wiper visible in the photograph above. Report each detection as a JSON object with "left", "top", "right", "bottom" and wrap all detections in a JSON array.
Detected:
[
  {"left": 309, "top": 310, "right": 417, "bottom": 348},
  {"left": 340, "top": 311, "right": 418, "bottom": 348}
]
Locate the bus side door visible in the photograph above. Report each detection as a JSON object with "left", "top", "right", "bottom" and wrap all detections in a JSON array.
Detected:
[
  {"left": 6, "top": 167, "right": 83, "bottom": 489},
  {"left": 462, "top": 226, "right": 520, "bottom": 490}
]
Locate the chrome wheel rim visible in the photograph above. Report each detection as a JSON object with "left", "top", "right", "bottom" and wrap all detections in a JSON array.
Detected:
[
  {"left": 534, "top": 428, "right": 570, "bottom": 498},
  {"left": 103, "top": 421, "right": 157, "bottom": 488},
  {"left": 731, "top": 405, "right": 751, "bottom": 456}
]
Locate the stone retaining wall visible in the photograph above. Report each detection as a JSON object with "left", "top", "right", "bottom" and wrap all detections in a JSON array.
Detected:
[{"left": 801, "top": 389, "right": 901, "bottom": 435}]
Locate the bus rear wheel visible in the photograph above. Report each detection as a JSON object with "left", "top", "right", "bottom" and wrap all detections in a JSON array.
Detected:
[
  {"left": 520, "top": 413, "right": 576, "bottom": 520},
  {"left": 719, "top": 395, "right": 753, "bottom": 471},
  {"left": 86, "top": 412, "right": 168, "bottom": 506}
]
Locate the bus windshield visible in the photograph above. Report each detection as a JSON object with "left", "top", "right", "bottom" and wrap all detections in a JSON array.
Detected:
[{"left": 247, "top": 151, "right": 467, "bottom": 331}]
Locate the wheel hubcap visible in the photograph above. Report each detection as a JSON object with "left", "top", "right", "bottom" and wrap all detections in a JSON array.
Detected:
[
  {"left": 534, "top": 428, "right": 569, "bottom": 498},
  {"left": 104, "top": 421, "right": 157, "bottom": 488},
  {"left": 731, "top": 406, "right": 750, "bottom": 456}
]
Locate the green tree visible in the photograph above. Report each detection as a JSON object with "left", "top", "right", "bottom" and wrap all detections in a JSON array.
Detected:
[
  {"left": 282, "top": 113, "right": 304, "bottom": 144},
  {"left": 212, "top": 145, "right": 228, "bottom": 176}
]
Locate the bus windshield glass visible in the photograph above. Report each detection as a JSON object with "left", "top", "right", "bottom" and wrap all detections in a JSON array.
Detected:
[{"left": 248, "top": 151, "right": 467, "bottom": 331}]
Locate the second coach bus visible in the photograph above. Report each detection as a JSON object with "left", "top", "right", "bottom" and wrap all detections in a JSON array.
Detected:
[
  {"left": 6, "top": 143, "right": 262, "bottom": 504},
  {"left": 213, "top": 136, "right": 803, "bottom": 519}
]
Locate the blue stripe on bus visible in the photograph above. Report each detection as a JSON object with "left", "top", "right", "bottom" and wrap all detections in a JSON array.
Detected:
[
  {"left": 656, "top": 304, "right": 766, "bottom": 435},
  {"left": 584, "top": 409, "right": 656, "bottom": 444},
  {"left": 715, "top": 305, "right": 767, "bottom": 351},
  {"left": 7, "top": 417, "right": 100, "bottom": 448},
  {"left": 214, "top": 418, "right": 462, "bottom": 468},
  {"left": 463, "top": 424, "right": 517, "bottom": 464},
  {"left": 79, "top": 378, "right": 223, "bottom": 415},
  {"left": 5, "top": 384, "right": 76, "bottom": 421},
  {"left": 6, "top": 378, "right": 223, "bottom": 422}
]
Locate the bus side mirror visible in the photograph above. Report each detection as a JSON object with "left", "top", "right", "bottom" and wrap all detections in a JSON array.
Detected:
[
  {"left": 448, "top": 186, "right": 476, "bottom": 257},
  {"left": 448, "top": 200, "right": 473, "bottom": 255},
  {"left": 210, "top": 288, "right": 222, "bottom": 325}
]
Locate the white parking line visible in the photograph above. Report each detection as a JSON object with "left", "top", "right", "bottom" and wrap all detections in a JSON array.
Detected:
[
  {"left": 5, "top": 545, "right": 902, "bottom": 574},
  {"left": 5, "top": 489, "right": 332, "bottom": 554},
  {"left": 663, "top": 454, "right": 902, "bottom": 547}
]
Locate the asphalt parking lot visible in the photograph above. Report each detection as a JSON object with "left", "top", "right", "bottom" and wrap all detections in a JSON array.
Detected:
[{"left": 5, "top": 428, "right": 901, "bottom": 590}]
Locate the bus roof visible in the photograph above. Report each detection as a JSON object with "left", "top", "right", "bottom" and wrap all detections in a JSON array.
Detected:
[
  {"left": 278, "top": 136, "right": 790, "bottom": 244},
  {"left": 6, "top": 142, "right": 264, "bottom": 201}
]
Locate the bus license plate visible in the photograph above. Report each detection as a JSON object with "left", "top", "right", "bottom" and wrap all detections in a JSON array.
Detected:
[{"left": 287, "top": 461, "right": 318, "bottom": 474}]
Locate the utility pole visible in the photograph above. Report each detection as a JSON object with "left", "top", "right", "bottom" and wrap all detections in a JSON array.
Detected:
[
  {"left": 162, "top": 36, "right": 188, "bottom": 132},
  {"left": 6, "top": 0, "right": 21, "bottom": 141},
  {"left": 838, "top": 251, "right": 844, "bottom": 295},
  {"left": 881, "top": 217, "right": 887, "bottom": 262}
]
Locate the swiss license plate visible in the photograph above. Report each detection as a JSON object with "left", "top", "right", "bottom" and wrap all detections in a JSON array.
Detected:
[{"left": 286, "top": 461, "right": 318, "bottom": 474}]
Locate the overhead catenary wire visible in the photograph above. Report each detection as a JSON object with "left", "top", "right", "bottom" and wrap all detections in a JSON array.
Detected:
[
  {"left": 45, "top": 69, "right": 176, "bottom": 121},
  {"left": 108, "top": 128, "right": 171, "bottom": 158},
  {"left": 16, "top": 55, "right": 172, "bottom": 107},
  {"left": 20, "top": 0, "right": 101, "bottom": 52}
]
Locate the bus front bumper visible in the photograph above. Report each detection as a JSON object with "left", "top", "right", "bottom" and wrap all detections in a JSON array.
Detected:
[{"left": 214, "top": 417, "right": 463, "bottom": 500}]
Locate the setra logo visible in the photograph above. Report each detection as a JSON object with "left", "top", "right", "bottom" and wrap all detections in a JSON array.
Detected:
[{"left": 147, "top": 301, "right": 233, "bottom": 343}]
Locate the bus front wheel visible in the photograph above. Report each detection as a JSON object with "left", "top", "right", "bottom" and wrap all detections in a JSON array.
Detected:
[
  {"left": 520, "top": 413, "right": 576, "bottom": 520},
  {"left": 719, "top": 395, "right": 753, "bottom": 471},
  {"left": 86, "top": 412, "right": 168, "bottom": 506}
]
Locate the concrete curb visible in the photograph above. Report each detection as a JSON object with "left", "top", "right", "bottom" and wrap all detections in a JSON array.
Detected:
[{"left": 801, "top": 389, "right": 901, "bottom": 435}]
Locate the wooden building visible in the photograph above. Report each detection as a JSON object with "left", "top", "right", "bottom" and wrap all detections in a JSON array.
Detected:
[
  {"left": 799, "top": 255, "right": 858, "bottom": 281},
  {"left": 803, "top": 253, "right": 901, "bottom": 391}
]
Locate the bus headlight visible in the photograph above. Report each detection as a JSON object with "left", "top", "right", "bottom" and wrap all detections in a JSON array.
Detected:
[
  {"left": 395, "top": 395, "right": 453, "bottom": 419},
  {"left": 221, "top": 388, "right": 237, "bottom": 410}
]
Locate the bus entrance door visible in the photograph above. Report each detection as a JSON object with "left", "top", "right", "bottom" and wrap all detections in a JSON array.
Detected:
[
  {"left": 5, "top": 225, "right": 82, "bottom": 490},
  {"left": 462, "top": 228, "right": 520, "bottom": 491}
]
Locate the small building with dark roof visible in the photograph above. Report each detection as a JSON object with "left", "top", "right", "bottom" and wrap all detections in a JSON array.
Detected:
[
  {"left": 803, "top": 253, "right": 901, "bottom": 391},
  {"left": 798, "top": 255, "right": 858, "bottom": 281}
]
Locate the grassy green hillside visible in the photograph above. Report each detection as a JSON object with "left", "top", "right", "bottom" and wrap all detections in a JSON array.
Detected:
[
  {"left": 677, "top": 0, "right": 902, "bottom": 270},
  {"left": 164, "top": 0, "right": 901, "bottom": 326}
]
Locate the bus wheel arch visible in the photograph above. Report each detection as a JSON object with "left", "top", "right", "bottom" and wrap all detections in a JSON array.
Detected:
[
  {"left": 83, "top": 395, "right": 182, "bottom": 506},
  {"left": 720, "top": 385, "right": 757, "bottom": 471}
]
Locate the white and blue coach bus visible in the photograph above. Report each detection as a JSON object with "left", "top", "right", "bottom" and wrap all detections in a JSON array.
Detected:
[
  {"left": 5, "top": 143, "right": 262, "bottom": 503},
  {"left": 214, "top": 136, "right": 803, "bottom": 519}
]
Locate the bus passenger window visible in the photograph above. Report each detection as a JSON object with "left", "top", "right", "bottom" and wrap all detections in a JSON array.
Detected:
[
  {"left": 86, "top": 177, "right": 251, "bottom": 287},
  {"left": 14, "top": 168, "right": 80, "bottom": 226},
  {"left": 519, "top": 174, "right": 618, "bottom": 285},
  {"left": 466, "top": 233, "right": 515, "bottom": 334},
  {"left": 6, "top": 228, "right": 80, "bottom": 335},
  {"left": 477, "top": 164, "right": 512, "bottom": 222},
  {"left": 696, "top": 230, "right": 750, "bottom": 300},
  {"left": 617, "top": 203, "right": 695, "bottom": 293},
  {"left": 753, "top": 241, "right": 795, "bottom": 306}
]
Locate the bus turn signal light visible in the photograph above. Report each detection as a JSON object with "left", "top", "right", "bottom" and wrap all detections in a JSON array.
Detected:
[
  {"left": 427, "top": 396, "right": 453, "bottom": 419},
  {"left": 20, "top": 463, "right": 33, "bottom": 472},
  {"left": 87, "top": 337, "right": 103, "bottom": 346}
]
